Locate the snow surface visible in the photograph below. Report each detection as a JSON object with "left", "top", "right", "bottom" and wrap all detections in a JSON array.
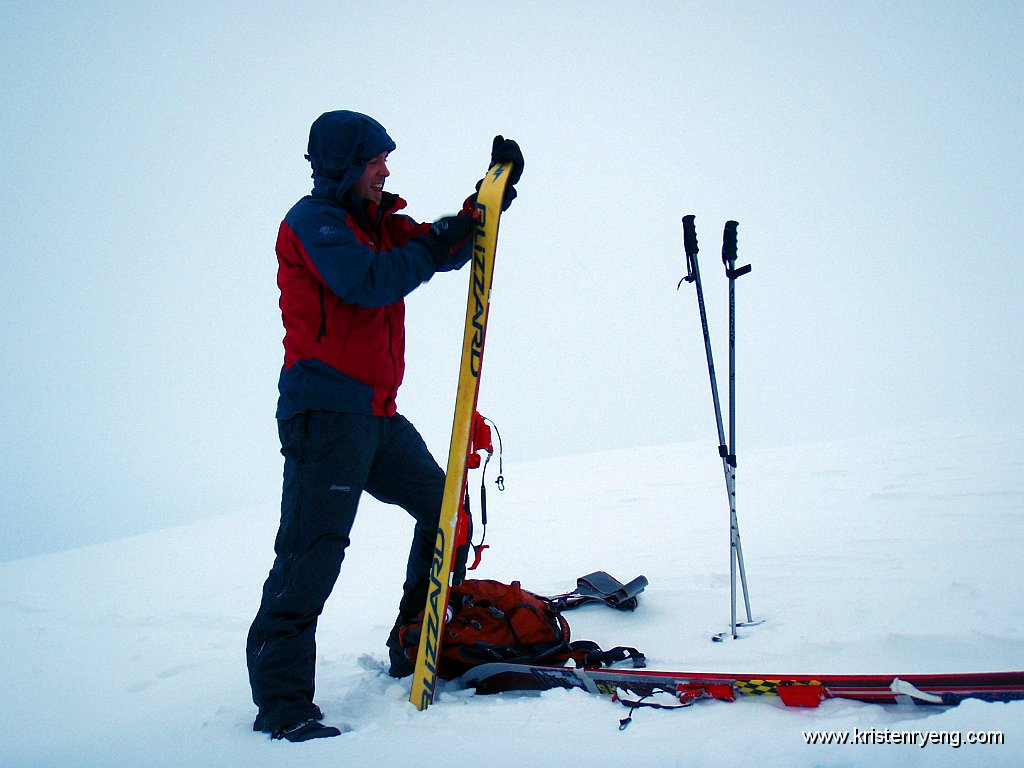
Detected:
[{"left": 1, "top": 425, "right": 1021, "bottom": 767}]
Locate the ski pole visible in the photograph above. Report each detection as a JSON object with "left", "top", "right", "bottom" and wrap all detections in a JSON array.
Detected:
[
  {"left": 681, "top": 216, "right": 759, "bottom": 640},
  {"left": 720, "top": 221, "right": 755, "bottom": 636},
  {"left": 681, "top": 216, "right": 729, "bottom": 476}
]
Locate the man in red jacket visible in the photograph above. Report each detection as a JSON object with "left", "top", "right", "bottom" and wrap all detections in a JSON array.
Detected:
[{"left": 246, "top": 111, "right": 523, "bottom": 742}]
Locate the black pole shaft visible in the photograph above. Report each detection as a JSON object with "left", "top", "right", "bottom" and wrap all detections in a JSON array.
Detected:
[
  {"left": 723, "top": 221, "right": 738, "bottom": 471},
  {"left": 721, "top": 220, "right": 754, "bottom": 627},
  {"left": 682, "top": 216, "right": 729, "bottom": 461}
]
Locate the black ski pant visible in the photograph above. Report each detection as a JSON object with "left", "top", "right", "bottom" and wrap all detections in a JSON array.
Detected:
[{"left": 246, "top": 410, "right": 445, "bottom": 730}]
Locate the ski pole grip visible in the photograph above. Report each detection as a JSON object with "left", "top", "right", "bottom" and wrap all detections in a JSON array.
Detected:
[
  {"left": 722, "top": 220, "right": 738, "bottom": 266},
  {"left": 682, "top": 215, "right": 698, "bottom": 256}
]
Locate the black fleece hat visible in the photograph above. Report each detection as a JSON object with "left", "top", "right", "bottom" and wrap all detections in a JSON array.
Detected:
[{"left": 305, "top": 110, "right": 397, "bottom": 192}]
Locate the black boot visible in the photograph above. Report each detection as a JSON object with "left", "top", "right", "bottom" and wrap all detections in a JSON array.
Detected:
[
  {"left": 253, "top": 704, "right": 324, "bottom": 733},
  {"left": 271, "top": 718, "right": 343, "bottom": 742},
  {"left": 386, "top": 617, "right": 415, "bottom": 678}
]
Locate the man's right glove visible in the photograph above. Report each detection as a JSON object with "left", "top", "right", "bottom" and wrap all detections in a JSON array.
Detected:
[{"left": 423, "top": 214, "right": 476, "bottom": 272}]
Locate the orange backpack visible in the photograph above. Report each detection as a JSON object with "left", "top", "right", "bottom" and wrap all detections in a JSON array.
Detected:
[{"left": 398, "top": 577, "right": 645, "bottom": 680}]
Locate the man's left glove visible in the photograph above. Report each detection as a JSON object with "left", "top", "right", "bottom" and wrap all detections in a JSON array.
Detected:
[
  {"left": 491, "top": 135, "right": 524, "bottom": 184},
  {"left": 423, "top": 214, "right": 476, "bottom": 272}
]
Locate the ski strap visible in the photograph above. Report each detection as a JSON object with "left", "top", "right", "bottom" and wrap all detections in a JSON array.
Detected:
[
  {"left": 463, "top": 411, "right": 505, "bottom": 571},
  {"left": 615, "top": 683, "right": 736, "bottom": 729}
]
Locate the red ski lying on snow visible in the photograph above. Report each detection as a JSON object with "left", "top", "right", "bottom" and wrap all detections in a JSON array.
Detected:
[{"left": 458, "top": 663, "right": 1024, "bottom": 708}]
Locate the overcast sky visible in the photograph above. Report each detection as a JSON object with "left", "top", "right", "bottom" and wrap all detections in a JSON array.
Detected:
[{"left": 2, "top": 1, "right": 1021, "bottom": 560}]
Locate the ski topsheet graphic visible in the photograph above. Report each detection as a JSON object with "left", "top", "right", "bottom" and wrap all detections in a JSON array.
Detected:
[{"left": 409, "top": 161, "right": 513, "bottom": 711}]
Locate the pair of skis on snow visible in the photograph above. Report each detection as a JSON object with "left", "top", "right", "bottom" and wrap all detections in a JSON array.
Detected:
[
  {"left": 407, "top": 153, "right": 1024, "bottom": 717},
  {"left": 458, "top": 663, "right": 1024, "bottom": 711}
]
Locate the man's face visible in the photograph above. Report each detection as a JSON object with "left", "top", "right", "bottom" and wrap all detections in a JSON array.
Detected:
[{"left": 351, "top": 152, "right": 390, "bottom": 203}]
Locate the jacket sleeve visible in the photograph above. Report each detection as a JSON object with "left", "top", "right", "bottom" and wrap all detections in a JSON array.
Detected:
[{"left": 288, "top": 205, "right": 438, "bottom": 308}]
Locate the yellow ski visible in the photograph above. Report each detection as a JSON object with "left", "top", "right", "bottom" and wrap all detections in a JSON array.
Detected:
[{"left": 409, "top": 161, "right": 513, "bottom": 710}]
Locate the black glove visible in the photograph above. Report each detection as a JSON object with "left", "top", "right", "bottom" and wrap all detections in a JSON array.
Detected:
[
  {"left": 424, "top": 215, "right": 475, "bottom": 271},
  {"left": 431, "top": 215, "right": 475, "bottom": 247},
  {"left": 482, "top": 135, "right": 524, "bottom": 212},
  {"left": 490, "top": 135, "right": 524, "bottom": 185}
]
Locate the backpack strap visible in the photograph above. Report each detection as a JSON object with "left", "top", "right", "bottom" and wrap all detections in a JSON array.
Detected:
[
  {"left": 568, "top": 640, "right": 647, "bottom": 669},
  {"left": 543, "top": 571, "right": 649, "bottom": 612}
]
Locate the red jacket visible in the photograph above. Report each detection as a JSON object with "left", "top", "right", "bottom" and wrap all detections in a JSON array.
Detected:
[{"left": 276, "top": 187, "right": 441, "bottom": 418}]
